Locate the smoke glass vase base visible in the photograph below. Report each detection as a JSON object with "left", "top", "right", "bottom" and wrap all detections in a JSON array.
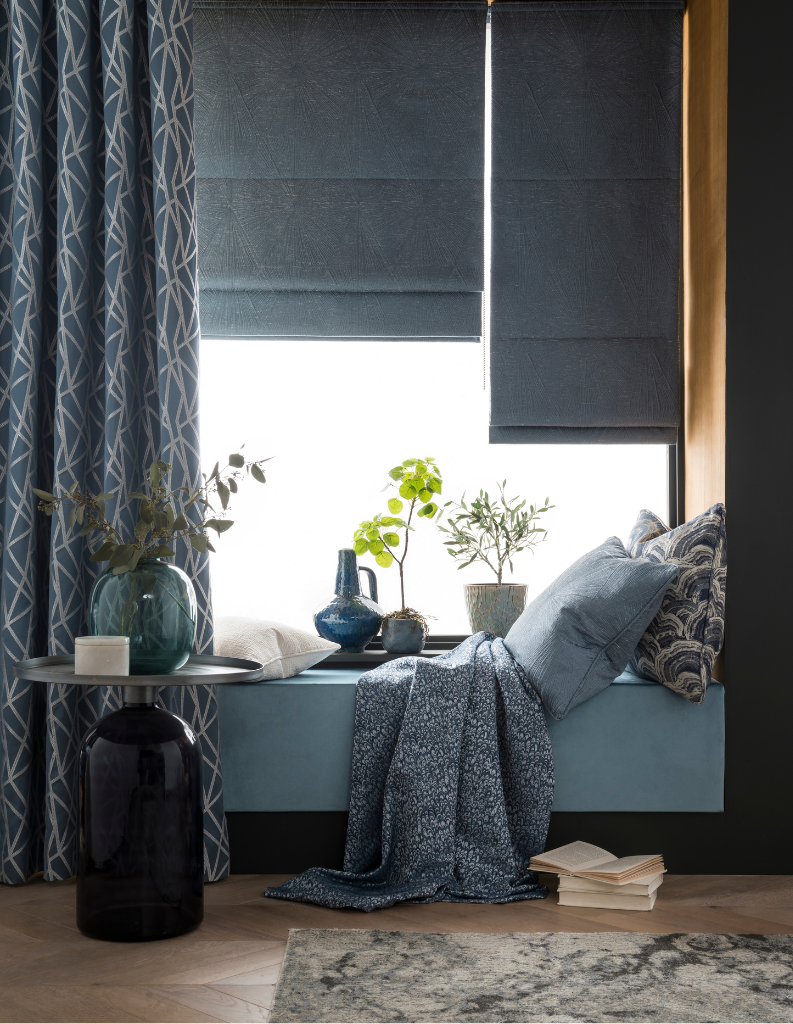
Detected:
[
  {"left": 77, "top": 696, "right": 204, "bottom": 942},
  {"left": 88, "top": 558, "right": 197, "bottom": 675}
]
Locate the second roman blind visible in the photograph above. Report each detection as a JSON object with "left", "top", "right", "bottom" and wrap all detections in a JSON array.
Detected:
[
  {"left": 194, "top": 0, "right": 487, "bottom": 340},
  {"left": 490, "top": 0, "right": 684, "bottom": 442}
]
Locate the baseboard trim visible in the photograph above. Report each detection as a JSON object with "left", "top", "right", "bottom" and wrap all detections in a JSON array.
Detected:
[
  {"left": 227, "top": 811, "right": 349, "bottom": 873},
  {"left": 228, "top": 810, "right": 739, "bottom": 875}
]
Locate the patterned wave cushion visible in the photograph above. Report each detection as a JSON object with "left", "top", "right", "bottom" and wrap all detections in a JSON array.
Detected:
[
  {"left": 504, "top": 537, "right": 679, "bottom": 721},
  {"left": 215, "top": 618, "right": 340, "bottom": 680},
  {"left": 626, "top": 503, "right": 727, "bottom": 704}
]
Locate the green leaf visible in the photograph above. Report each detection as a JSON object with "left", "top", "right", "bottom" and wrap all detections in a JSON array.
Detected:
[
  {"left": 206, "top": 540, "right": 217, "bottom": 553},
  {"left": 75, "top": 505, "right": 84, "bottom": 526},
  {"left": 251, "top": 464, "right": 266, "bottom": 484},
  {"left": 383, "top": 532, "right": 399, "bottom": 546},
  {"left": 78, "top": 521, "right": 97, "bottom": 537},
  {"left": 428, "top": 476, "right": 442, "bottom": 494},
  {"left": 387, "top": 498, "right": 403, "bottom": 514},
  {"left": 134, "top": 519, "right": 150, "bottom": 540},
  {"left": 69, "top": 506, "right": 76, "bottom": 531},
  {"left": 112, "top": 565, "right": 130, "bottom": 575},
  {"left": 68, "top": 481, "right": 79, "bottom": 495},
  {"left": 108, "top": 543, "right": 136, "bottom": 568},
  {"left": 89, "top": 541, "right": 116, "bottom": 562},
  {"left": 156, "top": 461, "right": 168, "bottom": 473},
  {"left": 205, "top": 518, "right": 233, "bottom": 534},
  {"left": 368, "top": 539, "right": 384, "bottom": 555},
  {"left": 149, "top": 462, "right": 161, "bottom": 488},
  {"left": 366, "top": 528, "right": 379, "bottom": 541},
  {"left": 388, "top": 466, "right": 403, "bottom": 481},
  {"left": 127, "top": 547, "right": 144, "bottom": 573},
  {"left": 190, "top": 534, "right": 209, "bottom": 554},
  {"left": 165, "top": 503, "right": 175, "bottom": 528},
  {"left": 229, "top": 453, "right": 245, "bottom": 468},
  {"left": 153, "top": 510, "right": 168, "bottom": 531},
  {"left": 418, "top": 488, "right": 432, "bottom": 503},
  {"left": 375, "top": 550, "right": 393, "bottom": 568},
  {"left": 217, "top": 481, "right": 230, "bottom": 510},
  {"left": 95, "top": 492, "right": 115, "bottom": 501},
  {"left": 32, "top": 488, "right": 57, "bottom": 502},
  {"left": 172, "top": 512, "right": 189, "bottom": 532},
  {"left": 399, "top": 482, "right": 417, "bottom": 500},
  {"left": 209, "top": 462, "right": 220, "bottom": 481},
  {"left": 150, "top": 545, "right": 175, "bottom": 558},
  {"left": 139, "top": 498, "right": 153, "bottom": 525},
  {"left": 353, "top": 538, "right": 368, "bottom": 556},
  {"left": 127, "top": 491, "right": 147, "bottom": 500},
  {"left": 228, "top": 477, "right": 238, "bottom": 493}
]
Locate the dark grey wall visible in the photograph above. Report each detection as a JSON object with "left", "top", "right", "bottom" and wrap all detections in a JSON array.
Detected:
[{"left": 546, "top": 0, "right": 793, "bottom": 871}]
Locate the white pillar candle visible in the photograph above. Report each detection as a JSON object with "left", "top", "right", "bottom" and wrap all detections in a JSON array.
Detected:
[{"left": 75, "top": 636, "right": 130, "bottom": 676}]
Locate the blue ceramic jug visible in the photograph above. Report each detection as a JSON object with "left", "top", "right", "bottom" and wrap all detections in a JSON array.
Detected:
[{"left": 314, "top": 549, "right": 383, "bottom": 652}]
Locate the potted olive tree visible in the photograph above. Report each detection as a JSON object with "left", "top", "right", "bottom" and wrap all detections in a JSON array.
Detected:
[
  {"left": 439, "top": 483, "right": 553, "bottom": 638},
  {"left": 353, "top": 457, "right": 442, "bottom": 654}
]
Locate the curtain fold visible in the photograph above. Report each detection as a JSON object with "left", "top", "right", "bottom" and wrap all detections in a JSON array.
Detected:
[{"left": 0, "top": 0, "right": 228, "bottom": 883}]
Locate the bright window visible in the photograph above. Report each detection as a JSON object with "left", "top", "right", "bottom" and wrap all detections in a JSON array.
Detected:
[{"left": 200, "top": 339, "right": 668, "bottom": 634}]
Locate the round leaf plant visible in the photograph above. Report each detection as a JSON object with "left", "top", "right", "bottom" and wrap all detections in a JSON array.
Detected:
[{"left": 353, "top": 457, "right": 442, "bottom": 627}]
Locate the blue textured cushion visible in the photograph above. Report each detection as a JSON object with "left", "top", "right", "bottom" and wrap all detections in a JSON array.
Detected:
[
  {"left": 504, "top": 537, "right": 679, "bottom": 721},
  {"left": 627, "top": 504, "right": 727, "bottom": 704}
]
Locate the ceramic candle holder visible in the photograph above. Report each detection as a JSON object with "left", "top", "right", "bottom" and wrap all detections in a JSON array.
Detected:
[{"left": 75, "top": 636, "right": 130, "bottom": 676}]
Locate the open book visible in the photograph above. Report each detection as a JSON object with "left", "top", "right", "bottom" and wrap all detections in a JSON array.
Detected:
[{"left": 530, "top": 841, "right": 664, "bottom": 885}]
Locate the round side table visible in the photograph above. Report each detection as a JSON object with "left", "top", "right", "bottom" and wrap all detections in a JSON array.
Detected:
[{"left": 14, "top": 654, "right": 263, "bottom": 943}]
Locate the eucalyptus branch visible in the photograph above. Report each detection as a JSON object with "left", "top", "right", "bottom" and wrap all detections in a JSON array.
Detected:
[
  {"left": 439, "top": 482, "right": 554, "bottom": 585},
  {"left": 32, "top": 448, "right": 270, "bottom": 576}
]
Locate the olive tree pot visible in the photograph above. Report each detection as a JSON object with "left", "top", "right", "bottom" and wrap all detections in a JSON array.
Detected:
[
  {"left": 381, "top": 616, "right": 425, "bottom": 655},
  {"left": 465, "top": 583, "right": 527, "bottom": 638}
]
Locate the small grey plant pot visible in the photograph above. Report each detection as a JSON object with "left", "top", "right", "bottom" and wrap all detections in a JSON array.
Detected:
[
  {"left": 381, "top": 617, "right": 426, "bottom": 655},
  {"left": 465, "top": 583, "right": 528, "bottom": 639}
]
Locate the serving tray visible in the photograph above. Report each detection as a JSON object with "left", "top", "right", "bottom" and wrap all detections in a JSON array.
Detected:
[{"left": 13, "top": 653, "right": 264, "bottom": 687}]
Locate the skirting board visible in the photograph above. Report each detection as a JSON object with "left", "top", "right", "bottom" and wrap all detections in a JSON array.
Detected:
[{"left": 227, "top": 810, "right": 742, "bottom": 876}]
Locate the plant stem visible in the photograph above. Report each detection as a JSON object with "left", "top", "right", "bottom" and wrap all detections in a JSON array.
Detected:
[{"left": 396, "top": 497, "right": 416, "bottom": 611}]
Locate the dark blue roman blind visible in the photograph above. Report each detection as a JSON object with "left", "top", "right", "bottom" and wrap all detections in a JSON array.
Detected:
[
  {"left": 194, "top": 0, "right": 487, "bottom": 340},
  {"left": 490, "top": 0, "right": 684, "bottom": 442}
]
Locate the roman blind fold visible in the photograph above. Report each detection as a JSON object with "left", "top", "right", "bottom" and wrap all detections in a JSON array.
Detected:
[
  {"left": 490, "top": 0, "right": 684, "bottom": 443},
  {"left": 194, "top": 0, "right": 487, "bottom": 340}
]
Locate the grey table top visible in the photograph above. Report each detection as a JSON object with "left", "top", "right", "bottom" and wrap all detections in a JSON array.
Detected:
[{"left": 13, "top": 654, "right": 264, "bottom": 687}]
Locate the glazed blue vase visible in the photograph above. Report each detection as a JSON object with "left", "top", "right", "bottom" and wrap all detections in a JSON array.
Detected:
[{"left": 314, "top": 549, "right": 383, "bottom": 652}]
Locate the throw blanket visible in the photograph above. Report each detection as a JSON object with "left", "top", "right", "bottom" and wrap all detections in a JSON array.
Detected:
[{"left": 264, "top": 633, "right": 554, "bottom": 911}]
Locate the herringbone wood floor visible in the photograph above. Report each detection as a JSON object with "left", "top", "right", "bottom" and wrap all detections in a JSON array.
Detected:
[{"left": 0, "top": 874, "right": 792, "bottom": 1023}]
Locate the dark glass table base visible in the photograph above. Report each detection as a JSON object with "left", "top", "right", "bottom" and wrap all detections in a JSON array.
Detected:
[
  {"left": 78, "top": 700, "right": 204, "bottom": 942},
  {"left": 77, "top": 896, "right": 203, "bottom": 943}
]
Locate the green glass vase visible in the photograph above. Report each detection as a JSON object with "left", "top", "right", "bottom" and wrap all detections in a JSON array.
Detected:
[{"left": 88, "top": 559, "right": 197, "bottom": 675}]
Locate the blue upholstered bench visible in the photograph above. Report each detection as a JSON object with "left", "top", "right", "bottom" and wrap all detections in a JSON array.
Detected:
[{"left": 217, "top": 668, "right": 724, "bottom": 814}]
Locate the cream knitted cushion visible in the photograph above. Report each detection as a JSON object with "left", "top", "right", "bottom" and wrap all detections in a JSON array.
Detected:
[{"left": 214, "top": 617, "right": 340, "bottom": 680}]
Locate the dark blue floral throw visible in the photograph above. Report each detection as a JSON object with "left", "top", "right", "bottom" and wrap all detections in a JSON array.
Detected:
[{"left": 264, "top": 634, "right": 553, "bottom": 911}]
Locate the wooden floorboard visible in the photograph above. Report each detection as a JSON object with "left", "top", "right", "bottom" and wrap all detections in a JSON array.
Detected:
[{"left": 1, "top": 873, "right": 792, "bottom": 1023}]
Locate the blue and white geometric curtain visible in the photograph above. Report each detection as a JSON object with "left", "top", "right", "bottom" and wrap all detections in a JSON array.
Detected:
[{"left": 0, "top": 0, "right": 228, "bottom": 882}]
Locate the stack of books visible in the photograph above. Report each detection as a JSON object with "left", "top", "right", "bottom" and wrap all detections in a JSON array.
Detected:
[{"left": 530, "top": 841, "right": 665, "bottom": 912}]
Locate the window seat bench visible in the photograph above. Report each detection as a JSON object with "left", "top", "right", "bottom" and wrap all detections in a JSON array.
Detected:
[{"left": 217, "top": 668, "right": 725, "bottom": 814}]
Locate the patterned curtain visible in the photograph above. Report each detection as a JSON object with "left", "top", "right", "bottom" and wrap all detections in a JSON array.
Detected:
[{"left": 0, "top": 0, "right": 229, "bottom": 883}]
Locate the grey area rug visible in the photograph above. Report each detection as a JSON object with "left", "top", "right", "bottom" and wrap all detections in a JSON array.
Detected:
[{"left": 269, "top": 928, "right": 793, "bottom": 1023}]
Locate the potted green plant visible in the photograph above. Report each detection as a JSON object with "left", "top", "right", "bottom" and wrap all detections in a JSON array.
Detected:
[
  {"left": 353, "top": 457, "right": 442, "bottom": 654},
  {"left": 439, "top": 482, "right": 553, "bottom": 638},
  {"left": 32, "top": 451, "right": 268, "bottom": 673}
]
